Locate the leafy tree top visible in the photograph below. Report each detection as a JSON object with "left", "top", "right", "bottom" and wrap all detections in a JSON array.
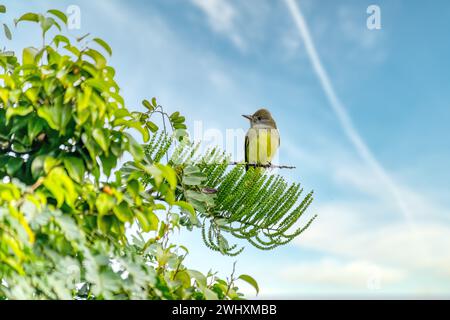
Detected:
[{"left": 0, "top": 7, "right": 315, "bottom": 300}]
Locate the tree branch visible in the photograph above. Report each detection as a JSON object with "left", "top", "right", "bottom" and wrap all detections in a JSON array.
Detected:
[{"left": 228, "top": 161, "right": 296, "bottom": 169}]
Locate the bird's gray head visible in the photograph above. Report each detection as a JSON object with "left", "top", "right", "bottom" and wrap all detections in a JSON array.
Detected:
[{"left": 242, "top": 108, "right": 277, "bottom": 129}]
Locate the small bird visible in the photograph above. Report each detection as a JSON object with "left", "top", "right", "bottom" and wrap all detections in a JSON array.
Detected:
[{"left": 242, "top": 109, "right": 280, "bottom": 171}]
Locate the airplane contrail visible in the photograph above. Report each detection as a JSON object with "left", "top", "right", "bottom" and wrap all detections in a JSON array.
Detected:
[{"left": 283, "top": 0, "right": 414, "bottom": 223}]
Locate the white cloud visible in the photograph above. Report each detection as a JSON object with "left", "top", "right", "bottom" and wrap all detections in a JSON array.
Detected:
[
  {"left": 281, "top": 259, "right": 406, "bottom": 290},
  {"left": 190, "top": 0, "right": 245, "bottom": 50},
  {"left": 296, "top": 202, "right": 450, "bottom": 280}
]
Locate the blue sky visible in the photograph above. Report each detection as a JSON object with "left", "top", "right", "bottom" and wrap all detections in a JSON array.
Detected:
[{"left": 2, "top": 0, "right": 450, "bottom": 298}]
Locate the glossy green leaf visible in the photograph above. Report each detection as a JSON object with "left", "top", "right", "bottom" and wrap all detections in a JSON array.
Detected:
[
  {"left": 83, "top": 49, "right": 106, "bottom": 69},
  {"left": 93, "top": 38, "right": 112, "bottom": 56},
  {"left": 47, "top": 9, "right": 68, "bottom": 25},
  {"left": 15, "top": 13, "right": 40, "bottom": 26},
  {"left": 238, "top": 274, "right": 259, "bottom": 295},
  {"left": 6, "top": 106, "right": 33, "bottom": 123},
  {"left": 53, "top": 35, "right": 70, "bottom": 48},
  {"left": 142, "top": 99, "right": 154, "bottom": 111},
  {"left": 93, "top": 128, "right": 109, "bottom": 153},
  {"left": 146, "top": 121, "right": 158, "bottom": 133},
  {"left": 37, "top": 103, "right": 72, "bottom": 133},
  {"left": 63, "top": 157, "right": 85, "bottom": 183}
]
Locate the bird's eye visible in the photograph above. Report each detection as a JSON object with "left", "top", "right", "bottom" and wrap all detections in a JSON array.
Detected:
[{"left": 256, "top": 116, "right": 261, "bottom": 121}]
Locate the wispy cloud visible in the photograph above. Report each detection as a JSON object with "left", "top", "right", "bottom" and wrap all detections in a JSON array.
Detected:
[
  {"left": 283, "top": 0, "right": 417, "bottom": 228},
  {"left": 298, "top": 201, "right": 450, "bottom": 267},
  {"left": 190, "top": 0, "right": 245, "bottom": 50}
]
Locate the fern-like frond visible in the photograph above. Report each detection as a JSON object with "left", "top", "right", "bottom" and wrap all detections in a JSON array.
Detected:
[{"left": 121, "top": 132, "right": 316, "bottom": 255}]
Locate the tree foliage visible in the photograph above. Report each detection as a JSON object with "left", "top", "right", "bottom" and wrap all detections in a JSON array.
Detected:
[
  {"left": 122, "top": 132, "right": 316, "bottom": 256},
  {"left": 0, "top": 7, "right": 314, "bottom": 299}
]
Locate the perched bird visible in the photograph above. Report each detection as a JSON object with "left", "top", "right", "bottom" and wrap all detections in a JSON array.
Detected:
[{"left": 242, "top": 109, "right": 280, "bottom": 171}]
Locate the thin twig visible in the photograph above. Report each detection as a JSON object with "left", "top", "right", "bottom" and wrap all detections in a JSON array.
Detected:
[
  {"left": 156, "top": 105, "right": 170, "bottom": 163},
  {"left": 228, "top": 161, "right": 296, "bottom": 169},
  {"left": 225, "top": 261, "right": 237, "bottom": 297}
]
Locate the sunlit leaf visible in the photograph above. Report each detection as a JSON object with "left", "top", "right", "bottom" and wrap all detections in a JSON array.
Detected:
[
  {"left": 93, "top": 37, "right": 112, "bottom": 56},
  {"left": 15, "top": 13, "right": 40, "bottom": 26},
  {"left": 238, "top": 274, "right": 259, "bottom": 295},
  {"left": 47, "top": 9, "right": 68, "bottom": 25}
]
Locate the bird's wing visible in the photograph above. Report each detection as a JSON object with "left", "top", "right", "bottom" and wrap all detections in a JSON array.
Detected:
[{"left": 245, "top": 132, "right": 249, "bottom": 171}]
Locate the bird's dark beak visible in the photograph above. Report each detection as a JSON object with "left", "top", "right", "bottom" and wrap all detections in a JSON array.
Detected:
[{"left": 242, "top": 114, "right": 252, "bottom": 120}]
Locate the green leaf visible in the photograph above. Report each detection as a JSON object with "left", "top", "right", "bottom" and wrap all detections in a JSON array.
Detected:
[
  {"left": 93, "top": 128, "right": 109, "bottom": 153},
  {"left": 127, "top": 179, "right": 140, "bottom": 198},
  {"left": 27, "top": 118, "right": 44, "bottom": 142},
  {"left": 126, "top": 121, "right": 150, "bottom": 143},
  {"left": 158, "top": 221, "right": 166, "bottom": 238},
  {"left": 25, "top": 87, "right": 40, "bottom": 103},
  {"left": 97, "top": 214, "right": 113, "bottom": 234},
  {"left": 6, "top": 157, "right": 23, "bottom": 176},
  {"left": 63, "top": 157, "right": 85, "bottom": 183},
  {"left": 175, "top": 201, "right": 198, "bottom": 225},
  {"left": 22, "top": 47, "right": 39, "bottom": 65},
  {"left": 100, "top": 153, "right": 117, "bottom": 177},
  {"left": 142, "top": 99, "right": 154, "bottom": 111},
  {"left": 43, "top": 167, "right": 77, "bottom": 208},
  {"left": 37, "top": 103, "right": 71, "bottom": 133},
  {"left": 136, "top": 207, "right": 159, "bottom": 232},
  {"left": 187, "top": 269, "right": 207, "bottom": 288},
  {"left": 174, "top": 270, "right": 191, "bottom": 288},
  {"left": 47, "top": 9, "right": 68, "bottom": 25},
  {"left": 31, "top": 155, "right": 45, "bottom": 179},
  {"left": 144, "top": 207, "right": 159, "bottom": 231},
  {"left": 53, "top": 35, "right": 70, "bottom": 48},
  {"left": 169, "top": 112, "right": 180, "bottom": 121},
  {"left": 6, "top": 106, "right": 33, "bottom": 123},
  {"left": 125, "top": 133, "right": 144, "bottom": 161},
  {"left": 151, "top": 97, "right": 157, "bottom": 108},
  {"left": 0, "top": 5, "right": 6, "bottom": 13},
  {"left": 3, "top": 23, "right": 11, "bottom": 40},
  {"left": 146, "top": 164, "right": 177, "bottom": 190},
  {"left": 182, "top": 172, "right": 206, "bottom": 186},
  {"left": 40, "top": 16, "right": 59, "bottom": 35},
  {"left": 96, "top": 193, "right": 115, "bottom": 216},
  {"left": 135, "top": 211, "right": 150, "bottom": 232},
  {"left": 113, "top": 201, "right": 134, "bottom": 223},
  {"left": 203, "top": 287, "right": 219, "bottom": 300},
  {"left": 146, "top": 121, "right": 158, "bottom": 133},
  {"left": 0, "top": 88, "right": 8, "bottom": 104},
  {"left": 175, "top": 201, "right": 195, "bottom": 216},
  {"left": 44, "top": 157, "right": 61, "bottom": 173},
  {"left": 15, "top": 13, "right": 40, "bottom": 26},
  {"left": 83, "top": 49, "right": 106, "bottom": 69},
  {"left": 238, "top": 274, "right": 259, "bottom": 295},
  {"left": 172, "top": 116, "right": 185, "bottom": 124},
  {"left": 93, "top": 38, "right": 112, "bottom": 56}
]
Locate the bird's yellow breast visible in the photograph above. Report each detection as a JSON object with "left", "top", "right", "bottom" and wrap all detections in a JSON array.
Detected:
[{"left": 245, "top": 127, "right": 280, "bottom": 165}]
